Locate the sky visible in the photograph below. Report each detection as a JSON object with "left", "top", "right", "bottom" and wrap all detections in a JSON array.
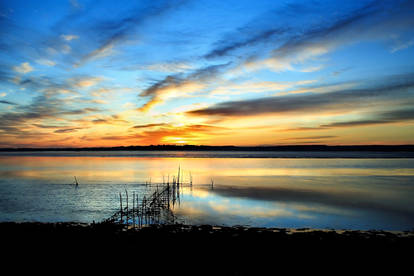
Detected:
[{"left": 0, "top": 0, "right": 413, "bottom": 147}]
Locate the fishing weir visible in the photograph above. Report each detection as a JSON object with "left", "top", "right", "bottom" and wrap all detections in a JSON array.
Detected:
[{"left": 103, "top": 167, "right": 192, "bottom": 228}]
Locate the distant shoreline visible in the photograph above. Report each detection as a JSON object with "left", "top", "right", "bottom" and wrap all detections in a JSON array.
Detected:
[{"left": 1, "top": 144, "right": 413, "bottom": 152}]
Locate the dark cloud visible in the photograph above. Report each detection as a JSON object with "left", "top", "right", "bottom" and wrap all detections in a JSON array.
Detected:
[
  {"left": 204, "top": 28, "right": 287, "bottom": 59},
  {"left": 0, "top": 95, "right": 101, "bottom": 139},
  {"left": 132, "top": 123, "right": 169, "bottom": 129},
  {"left": 321, "top": 120, "right": 389, "bottom": 128},
  {"left": 188, "top": 78, "right": 414, "bottom": 117},
  {"left": 92, "top": 119, "right": 107, "bottom": 124},
  {"left": 287, "top": 136, "right": 337, "bottom": 140},
  {"left": 284, "top": 108, "right": 414, "bottom": 131},
  {"left": 285, "top": 127, "right": 329, "bottom": 132},
  {"left": 203, "top": 0, "right": 381, "bottom": 64},
  {"left": 321, "top": 108, "right": 414, "bottom": 128},
  {"left": 54, "top": 127, "right": 83, "bottom": 133},
  {"left": 32, "top": 124, "right": 61, "bottom": 129},
  {"left": 0, "top": 100, "right": 16, "bottom": 105},
  {"left": 91, "top": 115, "right": 128, "bottom": 125}
]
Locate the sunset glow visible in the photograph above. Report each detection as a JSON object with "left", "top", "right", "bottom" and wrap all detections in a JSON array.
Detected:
[{"left": 1, "top": 0, "right": 413, "bottom": 147}]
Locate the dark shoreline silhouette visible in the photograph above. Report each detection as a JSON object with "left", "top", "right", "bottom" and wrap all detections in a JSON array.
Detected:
[
  {"left": 1, "top": 222, "right": 413, "bottom": 274},
  {"left": 1, "top": 144, "right": 413, "bottom": 152}
]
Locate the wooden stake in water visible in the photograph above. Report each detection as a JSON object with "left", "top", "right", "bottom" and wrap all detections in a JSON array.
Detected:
[
  {"left": 119, "top": 192, "right": 123, "bottom": 223},
  {"left": 125, "top": 189, "right": 129, "bottom": 226},
  {"left": 132, "top": 191, "right": 135, "bottom": 227}
]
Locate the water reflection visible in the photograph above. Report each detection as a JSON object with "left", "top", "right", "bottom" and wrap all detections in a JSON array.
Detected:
[
  {"left": 0, "top": 156, "right": 413, "bottom": 230},
  {"left": 176, "top": 177, "right": 414, "bottom": 229}
]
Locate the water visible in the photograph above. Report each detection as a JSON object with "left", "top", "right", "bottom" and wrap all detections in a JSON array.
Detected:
[{"left": 1, "top": 151, "right": 413, "bottom": 230}]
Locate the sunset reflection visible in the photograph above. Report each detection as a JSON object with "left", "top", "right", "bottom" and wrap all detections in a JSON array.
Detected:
[{"left": 1, "top": 155, "right": 413, "bottom": 229}]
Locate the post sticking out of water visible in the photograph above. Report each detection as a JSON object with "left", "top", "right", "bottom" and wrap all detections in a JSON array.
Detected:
[
  {"left": 119, "top": 192, "right": 123, "bottom": 223},
  {"left": 125, "top": 189, "right": 129, "bottom": 226},
  {"left": 133, "top": 191, "right": 135, "bottom": 227},
  {"left": 211, "top": 179, "right": 214, "bottom": 190},
  {"left": 177, "top": 165, "right": 181, "bottom": 187}
]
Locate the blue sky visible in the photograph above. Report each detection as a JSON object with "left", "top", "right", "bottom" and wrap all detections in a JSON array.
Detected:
[{"left": 0, "top": 0, "right": 413, "bottom": 147}]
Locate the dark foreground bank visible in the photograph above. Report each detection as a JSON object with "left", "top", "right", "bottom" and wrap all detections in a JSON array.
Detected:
[{"left": 1, "top": 222, "right": 413, "bottom": 274}]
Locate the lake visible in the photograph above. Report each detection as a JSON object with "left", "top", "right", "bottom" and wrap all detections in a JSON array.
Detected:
[{"left": 1, "top": 151, "right": 413, "bottom": 230}]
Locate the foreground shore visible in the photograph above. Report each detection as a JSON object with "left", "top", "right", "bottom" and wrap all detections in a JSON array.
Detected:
[{"left": 1, "top": 222, "right": 413, "bottom": 274}]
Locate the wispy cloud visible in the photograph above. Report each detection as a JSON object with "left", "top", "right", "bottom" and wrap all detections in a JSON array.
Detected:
[
  {"left": 204, "top": 27, "right": 287, "bottom": 59},
  {"left": 142, "top": 62, "right": 194, "bottom": 73},
  {"left": 217, "top": 1, "right": 414, "bottom": 73},
  {"left": 188, "top": 74, "right": 414, "bottom": 117},
  {"left": 391, "top": 38, "right": 414, "bottom": 53},
  {"left": 60, "top": 34, "right": 79, "bottom": 41},
  {"left": 75, "top": 0, "right": 188, "bottom": 66},
  {"left": 35, "top": 59, "right": 56, "bottom": 67}
]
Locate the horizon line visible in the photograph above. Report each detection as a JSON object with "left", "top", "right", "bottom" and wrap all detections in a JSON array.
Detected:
[{"left": 1, "top": 144, "right": 413, "bottom": 151}]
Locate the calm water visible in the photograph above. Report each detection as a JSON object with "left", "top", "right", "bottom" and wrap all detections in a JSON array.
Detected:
[{"left": 1, "top": 151, "right": 413, "bottom": 230}]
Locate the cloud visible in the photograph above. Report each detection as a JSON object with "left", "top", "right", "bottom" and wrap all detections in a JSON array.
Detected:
[
  {"left": 132, "top": 123, "right": 169, "bottom": 129},
  {"left": 69, "top": 0, "right": 81, "bottom": 9},
  {"left": 142, "top": 61, "right": 194, "bottom": 73},
  {"left": 0, "top": 100, "right": 17, "bottom": 105},
  {"left": 204, "top": 27, "right": 287, "bottom": 59},
  {"left": 210, "top": 80, "right": 305, "bottom": 96},
  {"left": 54, "top": 127, "right": 84, "bottom": 133},
  {"left": 126, "top": 124, "right": 228, "bottom": 144},
  {"left": 138, "top": 63, "right": 231, "bottom": 111},
  {"left": 188, "top": 75, "right": 414, "bottom": 117},
  {"left": 230, "top": 0, "right": 414, "bottom": 73},
  {"left": 91, "top": 114, "right": 128, "bottom": 125},
  {"left": 61, "top": 34, "right": 79, "bottom": 41},
  {"left": 287, "top": 135, "right": 337, "bottom": 140},
  {"left": 299, "top": 65, "right": 324, "bottom": 73},
  {"left": 79, "top": 124, "right": 225, "bottom": 144},
  {"left": 320, "top": 108, "right": 414, "bottom": 128},
  {"left": 35, "top": 59, "right": 56, "bottom": 66},
  {"left": 13, "top": 62, "right": 34, "bottom": 74},
  {"left": 284, "top": 107, "right": 414, "bottom": 132},
  {"left": 0, "top": 95, "right": 102, "bottom": 140},
  {"left": 75, "top": 42, "right": 114, "bottom": 66},
  {"left": 70, "top": 76, "right": 102, "bottom": 88},
  {"left": 75, "top": 0, "right": 188, "bottom": 66},
  {"left": 33, "top": 124, "right": 63, "bottom": 129},
  {"left": 391, "top": 38, "right": 414, "bottom": 53}
]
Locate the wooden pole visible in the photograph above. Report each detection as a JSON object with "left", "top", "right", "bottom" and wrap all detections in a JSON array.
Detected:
[
  {"left": 119, "top": 192, "right": 123, "bottom": 223},
  {"left": 125, "top": 189, "right": 129, "bottom": 226},
  {"left": 132, "top": 191, "right": 135, "bottom": 227}
]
